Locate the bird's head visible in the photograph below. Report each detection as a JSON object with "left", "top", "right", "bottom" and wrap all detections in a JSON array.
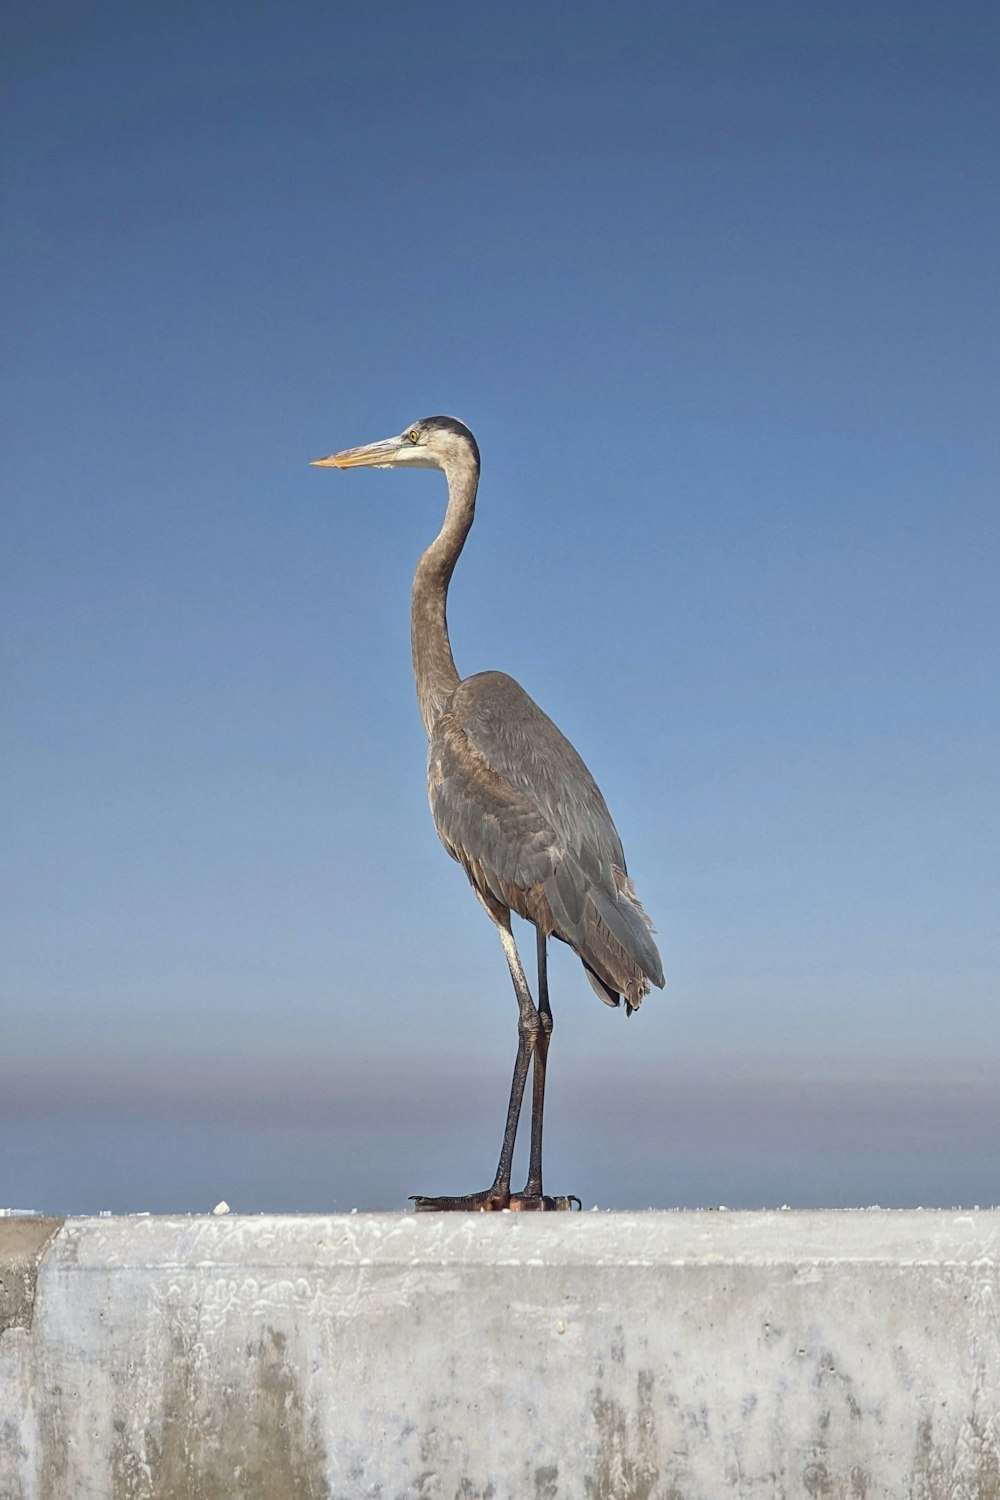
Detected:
[{"left": 312, "top": 415, "right": 480, "bottom": 475}]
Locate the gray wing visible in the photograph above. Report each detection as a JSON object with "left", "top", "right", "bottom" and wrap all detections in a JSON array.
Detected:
[{"left": 427, "top": 671, "right": 664, "bottom": 1009}]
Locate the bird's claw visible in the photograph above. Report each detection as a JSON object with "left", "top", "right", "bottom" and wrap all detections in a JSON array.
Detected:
[{"left": 509, "top": 1193, "right": 581, "bottom": 1212}]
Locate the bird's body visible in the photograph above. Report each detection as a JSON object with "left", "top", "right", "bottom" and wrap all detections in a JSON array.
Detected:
[
  {"left": 313, "top": 415, "right": 663, "bottom": 1209},
  {"left": 429, "top": 669, "right": 661, "bottom": 1013}
]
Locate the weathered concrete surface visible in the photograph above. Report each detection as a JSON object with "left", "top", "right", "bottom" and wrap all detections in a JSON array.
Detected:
[
  {"left": 0, "top": 1217, "right": 64, "bottom": 1500},
  {"left": 0, "top": 1218, "right": 63, "bottom": 1339},
  {"left": 2, "top": 1211, "right": 1000, "bottom": 1498}
]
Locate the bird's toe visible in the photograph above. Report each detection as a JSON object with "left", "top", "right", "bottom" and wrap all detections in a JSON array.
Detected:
[
  {"left": 509, "top": 1193, "right": 581, "bottom": 1212},
  {"left": 410, "top": 1188, "right": 511, "bottom": 1212}
]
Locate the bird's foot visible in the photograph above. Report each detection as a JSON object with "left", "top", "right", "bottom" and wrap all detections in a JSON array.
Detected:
[
  {"left": 410, "top": 1188, "right": 581, "bottom": 1212},
  {"left": 510, "top": 1192, "right": 581, "bottom": 1212},
  {"left": 410, "top": 1187, "right": 511, "bottom": 1212}
]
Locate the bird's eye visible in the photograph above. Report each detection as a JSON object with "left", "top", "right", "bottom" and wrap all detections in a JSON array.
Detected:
[{"left": 407, "top": 430, "right": 420, "bottom": 444}]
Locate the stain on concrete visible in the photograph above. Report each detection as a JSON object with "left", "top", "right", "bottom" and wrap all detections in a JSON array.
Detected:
[
  {"left": 911, "top": 1410, "right": 1000, "bottom": 1500},
  {"left": 911, "top": 1413, "right": 950, "bottom": 1500},
  {"left": 0, "top": 1418, "right": 28, "bottom": 1500},
  {"left": 963, "top": 1414, "right": 1000, "bottom": 1497},
  {"left": 585, "top": 1370, "right": 664, "bottom": 1500},
  {"left": 0, "top": 1219, "right": 63, "bottom": 1342},
  {"left": 32, "top": 1381, "right": 72, "bottom": 1498},
  {"left": 533, "top": 1465, "right": 559, "bottom": 1499},
  {"left": 802, "top": 1452, "right": 833, "bottom": 1497},
  {"left": 110, "top": 1323, "right": 329, "bottom": 1500},
  {"left": 789, "top": 1341, "right": 874, "bottom": 1498}
]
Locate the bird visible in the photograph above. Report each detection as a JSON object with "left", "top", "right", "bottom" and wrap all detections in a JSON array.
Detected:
[{"left": 312, "top": 415, "right": 664, "bottom": 1210}]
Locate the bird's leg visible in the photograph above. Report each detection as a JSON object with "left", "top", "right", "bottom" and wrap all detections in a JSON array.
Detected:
[
  {"left": 488, "top": 921, "right": 543, "bottom": 1200},
  {"left": 515, "top": 928, "right": 552, "bottom": 1201},
  {"left": 412, "top": 916, "right": 540, "bottom": 1212},
  {"left": 509, "top": 929, "right": 580, "bottom": 1212}
]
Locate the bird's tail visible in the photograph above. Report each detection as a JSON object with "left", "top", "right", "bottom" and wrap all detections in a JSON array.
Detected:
[{"left": 546, "top": 860, "right": 664, "bottom": 1016}]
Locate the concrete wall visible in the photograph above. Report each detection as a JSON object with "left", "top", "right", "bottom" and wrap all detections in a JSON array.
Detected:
[{"left": 2, "top": 1210, "right": 1000, "bottom": 1499}]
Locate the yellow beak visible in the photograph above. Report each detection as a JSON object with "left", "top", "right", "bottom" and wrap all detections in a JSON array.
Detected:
[{"left": 310, "top": 437, "right": 400, "bottom": 469}]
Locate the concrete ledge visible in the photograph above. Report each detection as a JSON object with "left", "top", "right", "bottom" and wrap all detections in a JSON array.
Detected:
[{"left": 2, "top": 1210, "right": 1000, "bottom": 1497}]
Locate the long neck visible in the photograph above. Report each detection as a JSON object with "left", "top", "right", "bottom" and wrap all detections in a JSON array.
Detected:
[{"left": 411, "top": 454, "right": 479, "bottom": 737}]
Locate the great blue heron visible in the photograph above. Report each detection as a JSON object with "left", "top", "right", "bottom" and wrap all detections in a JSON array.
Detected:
[{"left": 312, "top": 415, "right": 664, "bottom": 1210}]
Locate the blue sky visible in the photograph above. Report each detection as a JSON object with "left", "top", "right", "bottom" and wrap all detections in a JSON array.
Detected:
[{"left": 3, "top": 0, "right": 998, "bottom": 1213}]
